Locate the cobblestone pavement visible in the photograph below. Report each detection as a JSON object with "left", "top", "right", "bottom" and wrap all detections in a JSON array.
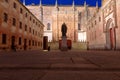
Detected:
[{"left": 0, "top": 50, "right": 120, "bottom": 80}]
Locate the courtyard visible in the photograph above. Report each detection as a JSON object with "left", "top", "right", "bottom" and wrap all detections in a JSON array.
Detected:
[{"left": 0, "top": 50, "right": 120, "bottom": 80}]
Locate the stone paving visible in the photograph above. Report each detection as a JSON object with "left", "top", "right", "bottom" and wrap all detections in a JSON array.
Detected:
[{"left": 0, "top": 50, "right": 120, "bottom": 80}]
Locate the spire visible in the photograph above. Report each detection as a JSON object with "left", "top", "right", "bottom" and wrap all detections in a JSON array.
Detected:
[
  {"left": 55, "top": 0, "right": 58, "bottom": 6},
  {"left": 39, "top": 0, "right": 42, "bottom": 7},
  {"left": 23, "top": 0, "right": 25, "bottom": 5},
  {"left": 84, "top": 0, "right": 88, "bottom": 20},
  {"left": 84, "top": 0, "right": 86, "bottom": 7},
  {"left": 96, "top": 0, "right": 98, "bottom": 8},
  {"left": 72, "top": 0, "right": 75, "bottom": 11},
  {"left": 72, "top": 0, "right": 75, "bottom": 7},
  {"left": 55, "top": 0, "right": 59, "bottom": 11},
  {"left": 84, "top": 0, "right": 87, "bottom": 11}
]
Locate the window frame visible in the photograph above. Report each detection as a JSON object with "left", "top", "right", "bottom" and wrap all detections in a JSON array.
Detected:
[
  {"left": 5, "top": 0, "right": 8, "bottom": 3},
  {"left": 47, "top": 23, "right": 51, "bottom": 30},
  {"left": 29, "top": 27, "right": 31, "bottom": 33},
  {"left": 12, "top": 18, "right": 16, "bottom": 26},
  {"left": 20, "top": 8, "right": 23, "bottom": 14},
  {"left": 78, "top": 23, "right": 81, "bottom": 30},
  {"left": 19, "top": 22, "right": 22, "bottom": 29},
  {"left": 13, "top": 2, "right": 17, "bottom": 9},
  {"left": 25, "top": 24, "right": 27, "bottom": 31},
  {"left": 3, "top": 13, "right": 8, "bottom": 23},
  {"left": 25, "top": 12, "right": 28, "bottom": 17},
  {"left": 2, "top": 34, "right": 7, "bottom": 44},
  {"left": 19, "top": 37, "right": 22, "bottom": 45}
]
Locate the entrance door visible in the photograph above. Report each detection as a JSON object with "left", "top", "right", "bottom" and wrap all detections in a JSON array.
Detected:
[
  {"left": 11, "top": 36, "right": 15, "bottom": 50},
  {"left": 110, "top": 28, "right": 114, "bottom": 49},
  {"left": 43, "top": 36, "right": 48, "bottom": 50},
  {"left": 24, "top": 39, "right": 27, "bottom": 50},
  {"left": 106, "top": 18, "right": 116, "bottom": 50}
]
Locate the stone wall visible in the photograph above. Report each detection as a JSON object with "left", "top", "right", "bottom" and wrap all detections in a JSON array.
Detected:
[
  {"left": 0, "top": 0, "right": 44, "bottom": 51},
  {"left": 86, "top": 0, "right": 120, "bottom": 50},
  {"left": 48, "top": 42, "right": 87, "bottom": 50},
  {"left": 26, "top": 5, "right": 96, "bottom": 42},
  {"left": 115, "top": 0, "right": 120, "bottom": 50}
]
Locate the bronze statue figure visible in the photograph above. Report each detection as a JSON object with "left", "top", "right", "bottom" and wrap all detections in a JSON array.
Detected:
[{"left": 61, "top": 23, "right": 67, "bottom": 37}]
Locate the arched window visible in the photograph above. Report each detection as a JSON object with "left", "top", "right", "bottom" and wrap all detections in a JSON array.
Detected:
[
  {"left": 78, "top": 23, "right": 81, "bottom": 30},
  {"left": 47, "top": 23, "right": 50, "bottom": 30}
]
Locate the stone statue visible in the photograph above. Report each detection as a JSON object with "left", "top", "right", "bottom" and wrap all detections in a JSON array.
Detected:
[{"left": 61, "top": 23, "right": 67, "bottom": 37}]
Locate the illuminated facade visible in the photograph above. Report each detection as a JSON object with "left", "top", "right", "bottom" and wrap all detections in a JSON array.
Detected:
[
  {"left": 26, "top": 1, "right": 97, "bottom": 42},
  {"left": 0, "top": 0, "right": 44, "bottom": 51},
  {"left": 86, "top": 0, "right": 120, "bottom": 50}
]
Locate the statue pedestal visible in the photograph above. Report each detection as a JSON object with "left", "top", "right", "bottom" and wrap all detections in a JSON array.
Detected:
[{"left": 61, "top": 36, "right": 68, "bottom": 51}]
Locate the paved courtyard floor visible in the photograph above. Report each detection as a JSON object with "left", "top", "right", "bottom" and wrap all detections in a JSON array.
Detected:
[{"left": 0, "top": 50, "right": 120, "bottom": 80}]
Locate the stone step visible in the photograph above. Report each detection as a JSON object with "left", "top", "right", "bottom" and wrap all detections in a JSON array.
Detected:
[{"left": 1, "top": 63, "right": 120, "bottom": 71}]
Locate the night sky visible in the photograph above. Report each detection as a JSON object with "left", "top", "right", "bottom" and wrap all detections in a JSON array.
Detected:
[{"left": 20, "top": 0, "right": 101, "bottom": 7}]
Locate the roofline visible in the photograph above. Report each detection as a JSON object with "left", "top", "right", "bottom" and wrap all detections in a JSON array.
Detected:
[{"left": 26, "top": 4, "right": 99, "bottom": 8}]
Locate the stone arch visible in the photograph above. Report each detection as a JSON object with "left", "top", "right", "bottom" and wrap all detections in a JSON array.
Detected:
[
  {"left": 105, "top": 18, "right": 116, "bottom": 50},
  {"left": 47, "top": 23, "right": 50, "bottom": 30},
  {"left": 106, "top": 18, "right": 113, "bottom": 31}
]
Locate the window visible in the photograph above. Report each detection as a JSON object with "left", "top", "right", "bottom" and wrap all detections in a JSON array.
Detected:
[
  {"left": 95, "top": 20, "right": 96, "bottom": 25},
  {"left": 39, "top": 24, "right": 40, "bottom": 27},
  {"left": 35, "top": 41, "right": 37, "bottom": 46},
  {"left": 78, "top": 23, "right": 81, "bottom": 30},
  {"left": 32, "top": 40, "right": 34, "bottom": 46},
  {"left": 99, "top": 17, "right": 101, "bottom": 22},
  {"left": 33, "top": 19, "right": 35, "bottom": 23},
  {"left": 25, "top": 25, "right": 27, "bottom": 31},
  {"left": 92, "top": 23, "right": 93, "bottom": 28},
  {"left": 47, "top": 23, "right": 50, "bottom": 30},
  {"left": 89, "top": 27, "right": 90, "bottom": 30},
  {"left": 3, "top": 13, "right": 8, "bottom": 23},
  {"left": 30, "top": 16, "right": 31, "bottom": 21},
  {"left": 19, "top": 22, "right": 22, "bottom": 29},
  {"left": 25, "top": 13, "right": 27, "bottom": 17},
  {"left": 29, "top": 27, "right": 31, "bottom": 33},
  {"left": 38, "top": 42, "right": 40, "bottom": 46},
  {"left": 33, "top": 29, "right": 34, "bottom": 35},
  {"left": 29, "top": 40, "right": 31, "bottom": 46},
  {"left": 95, "top": 31, "right": 96, "bottom": 40},
  {"left": 78, "top": 13, "right": 81, "bottom": 19},
  {"left": 13, "top": 2, "right": 16, "bottom": 9},
  {"left": 19, "top": 37, "right": 22, "bottom": 45},
  {"left": 20, "top": 8, "right": 23, "bottom": 14},
  {"left": 2, "top": 34, "right": 7, "bottom": 44},
  {"left": 13, "top": 18, "right": 16, "bottom": 26},
  {"left": 36, "top": 22, "right": 37, "bottom": 25},
  {"left": 109, "top": 5, "right": 111, "bottom": 10},
  {"left": 5, "top": 0, "right": 8, "bottom": 3}
]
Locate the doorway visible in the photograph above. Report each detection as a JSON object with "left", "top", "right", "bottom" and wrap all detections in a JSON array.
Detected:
[
  {"left": 11, "top": 36, "right": 15, "bottom": 50},
  {"left": 110, "top": 28, "right": 114, "bottom": 49},
  {"left": 106, "top": 18, "right": 116, "bottom": 50},
  {"left": 24, "top": 39, "right": 27, "bottom": 50}
]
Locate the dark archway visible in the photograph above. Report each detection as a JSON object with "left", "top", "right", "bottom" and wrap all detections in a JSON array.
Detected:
[
  {"left": 11, "top": 36, "right": 16, "bottom": 50},
  {"left": 106, "top": 18, "right": 116, "bottom": 50}
]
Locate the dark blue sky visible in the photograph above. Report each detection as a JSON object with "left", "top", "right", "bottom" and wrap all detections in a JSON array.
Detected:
[{"left": 20, "top": 0, "right": 101, "bottom": 7}]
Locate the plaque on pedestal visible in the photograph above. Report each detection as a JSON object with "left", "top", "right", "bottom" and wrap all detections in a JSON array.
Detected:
[{"left": 61, "top": 36, "right": 68, "bottom": 51}]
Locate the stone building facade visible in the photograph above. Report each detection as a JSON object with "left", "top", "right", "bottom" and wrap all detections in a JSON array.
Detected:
[
  {"left": 26, "top": 1, "right": 97, "bottom": 42},
  {"left": 86, "top": 0, "right": 120, "bottom": 50},
  {"left": 0, "top": 0, "right": 44, "bottom": 51}
]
